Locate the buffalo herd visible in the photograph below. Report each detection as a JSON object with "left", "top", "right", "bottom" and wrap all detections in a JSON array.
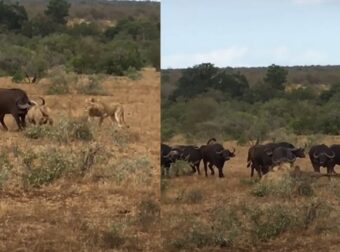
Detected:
[{"left": 161, "top": 139, "right": 340, "bottom": 178}]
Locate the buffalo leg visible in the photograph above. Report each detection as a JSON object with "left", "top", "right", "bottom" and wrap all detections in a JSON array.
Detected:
[
  {"left": 19, "top": 114, "right": 26, "bottom": 128},
  {"left": 208, "top": 163, "right": 214, "bottom": 175},
  {"left": 250, "top": 165, "right": 254, "bottom": 177},
  {"left": 12, "top": 114, "right": 22, "bottom": 130},
  {"left": 256, "top": 166, "right": 262, "bottom": 179},
  {"left": 217, "top": 165, "right": 224, "bottom": 178},
  {"left": 190, "top": 164, "right": 196, "bottom": 174},
  {"left": 203, "top": 160, "right": 208, "bottom": 177},
  {"left": 0, "top": 114, "right": 8, "bottom": 131},
  {"left": 312, "top": 164, "right": 320, "bottom": 173},
  {"left": 196, "top": 163, "right": 201, "bottom": 175}
]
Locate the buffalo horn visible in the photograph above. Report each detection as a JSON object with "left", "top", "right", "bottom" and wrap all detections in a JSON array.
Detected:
[
  {"left": 17, "top": 102, "right": 31, "bottom": 109},
  {"left": 325, "top": 152, "right": 335, "bottom": 159}
]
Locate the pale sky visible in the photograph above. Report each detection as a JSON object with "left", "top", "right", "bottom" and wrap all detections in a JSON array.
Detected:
[{"left": 161, "top": 0, "right": 340, "bottom": 68}]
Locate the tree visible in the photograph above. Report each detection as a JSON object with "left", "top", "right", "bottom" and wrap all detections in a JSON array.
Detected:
[
  {"left": 0, "top": 1, "right": 28, "bottom": 31},
  {"left": 45, "top": 0, "right": 70, "bottom": 25},
  {"left": 170, "top": 63, "right": 219, "bottom": 100},
  {"left": 264, "top": 64, "right": 288, "bottom": 90}
]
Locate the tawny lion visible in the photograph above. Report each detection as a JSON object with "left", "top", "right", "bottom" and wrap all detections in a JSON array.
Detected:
[{"left": 85, "top": 97, "right": 128, "bottom": 128}]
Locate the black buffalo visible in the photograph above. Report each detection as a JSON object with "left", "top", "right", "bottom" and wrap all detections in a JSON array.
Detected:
[
  {"left": 201, "top": 143, "right": 235, "bottom": 178},
  {"left": 0, "top": 88, "right": 35, "bottom": 130},
  {"left": 247, "top": 142, "right": 302, "bottom": 178},
  {"left": 272, "top": 146, "right": 305, "bottom": 166},
  {"left": 161, "top": 143, "right": 172, "bottom": 176},
  {"left": 164, "top": 145, "right": 202, "bottom": 175},
  {"left": 309, "top": 144, "right": 336, "bottom": 174}
]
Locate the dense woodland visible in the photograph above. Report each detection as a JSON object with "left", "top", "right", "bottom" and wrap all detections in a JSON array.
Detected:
[
  {"left": 162, "top": 63, "right": 340, "bottom": 142},
  {"left": 0, "top": 0, "right": 160, "bottom": 82}
]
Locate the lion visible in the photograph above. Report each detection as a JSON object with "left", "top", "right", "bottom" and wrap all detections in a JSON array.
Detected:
[
  {"left": 27, "top": 97, "right": 53, "bottom": 125},
  {"left": 85, "top": 97, "right": 128, "bottom": 128}
]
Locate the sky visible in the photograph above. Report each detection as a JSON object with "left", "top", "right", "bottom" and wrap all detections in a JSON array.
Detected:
[{"left": 161, "top": 0, "right": 340, "bottom": 68}]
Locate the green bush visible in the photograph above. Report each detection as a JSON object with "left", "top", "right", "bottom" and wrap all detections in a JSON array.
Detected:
[
  {"left": 45, "top": 66, "right": 77, "bottom": 94},
  {"left": 252, "top": 206, "right": 296, "bottom": 241},
  {"left": 24, "top": 149, "right": 72, "bottom": 187},
  {"left": 24, "top": 119, "right": 93, "bottom": 143}
]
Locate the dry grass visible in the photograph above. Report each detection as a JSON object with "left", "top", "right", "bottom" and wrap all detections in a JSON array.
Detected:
[
  {"left": 0, "top": 68, "right": 161, "bottom": 251},
  {"left": 161, "top": 138, "right": 340, "bottom": 251}
]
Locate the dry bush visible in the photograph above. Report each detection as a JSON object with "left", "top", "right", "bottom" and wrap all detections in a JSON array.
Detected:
[
  {"left": 75, "top": 75, "right": 108, "bottom": 95},
  {"left": 22, "top": 148, "right": 75, "bottom": 188},
  {"left": 24, "top": 118, "right": 93, "bottom": 143},
  {"left": 45, "top": 66, "right": 78, "bottom": 95},
  {"left": 137, "top": 198, "right": 160, "bottom": 231},
  {"left": 0, "top": 152, "right": 13, "bottom": 189}
]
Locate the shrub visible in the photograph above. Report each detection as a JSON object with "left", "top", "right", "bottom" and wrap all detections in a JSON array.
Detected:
[
  {"left": 102, "top": 224, "right": 126, "bottom": 249},
  {"left": 110, "top": 155, "right": 152, "bottom": 185},
  {"left": 0, "top": 153, "right": 13, "bottom": 189},
  {"left": 111, "top": 130, "right": 140, "bottom": 148},
  {"left": 123, "top": 66, "right": 141, "bottom": 80},
  {"left": 169, "top": 160, "right": 193, "bottom": 177},
  {"left": 168, "top": 221, "right": 229, "bottom": 250},
  {"left": 251, "top": 205, "right": 298, "bottom": 241},
  {"left": 11, "top": 70, "right": 25, "bottom": 83},
  {"left": 24, "top": 124, "right": 53, "bottom": 139},
  {"left": 45, "top": 66, "right": 77, "bottom": 95},
  {"left": 183, "top": 188, "right": 203, "bottom": 204},
  {"left": 24, "top": 119, "right": 93, "bottom": 143},
  {"left": 250, "top": 183, "right": 270, "bottom": 197},
  {"left": 23, "top": 149, "right": 72, "bottom": 187},
  {"left": 75, "top": 75, "right": 108, "bottom": 95},
  {"left": 137, "top": 198, "right": 160, "bottom": 230}
]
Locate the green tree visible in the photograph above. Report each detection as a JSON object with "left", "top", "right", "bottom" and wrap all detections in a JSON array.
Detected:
[
  {"left": 170, "top": 63, "right": 219, "bottom": 100},
  {"left": 45, "top": 0, "right": 70, "bottom": 25},
  {"left": 264, "top": 64, "right": 288, "bottom": 90},
  {"left": 0, "top": 1, "right": 28, "bottom": 31}
]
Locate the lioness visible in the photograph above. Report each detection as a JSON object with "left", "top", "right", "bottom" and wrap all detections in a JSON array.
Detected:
[{"left": 85, "top": 98, "right": 128, "bottom": 128}]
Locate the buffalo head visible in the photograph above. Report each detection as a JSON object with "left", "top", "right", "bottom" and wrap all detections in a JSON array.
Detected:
[
  {"left": 313, "top": 150, "right": 335, "bottom": 165},
  {"left": 216, "top": 147, "right": 235, "bottom": 160}
]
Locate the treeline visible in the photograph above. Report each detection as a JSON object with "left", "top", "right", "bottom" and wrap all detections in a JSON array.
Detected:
[
  {"left": 0, "top": 0, "right": 160, "bottom": 82},
  {"left": 162, "top": 65, "right": 340, "bottom": 94},
  {"left": 162, "top": 63, "right": 340, "bottom": 142},
  {"left": 18, "top": 0, "right": 160, "bottom": 21}
]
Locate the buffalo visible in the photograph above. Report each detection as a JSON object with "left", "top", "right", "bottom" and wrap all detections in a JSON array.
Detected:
[
  {"left": 247, "top": 142, "right": 304, "bottom": 178},
  {"left": 0, "top": 88, "right": 35, "bottom": 130},
  {"left": 309, "top": 144, "right": 336, "bottom": 174},
  {"left": 272, "top": 146, "right": 305, "bottom": 166},
  {"left": 161, "top": 143, "right": 172, "bottom": 176},
  {"left": 201, "top": 143, "right": 235, "bottom": 178},
  {"left": 165, "top": 145, "right": 202, "bottom": 175}
]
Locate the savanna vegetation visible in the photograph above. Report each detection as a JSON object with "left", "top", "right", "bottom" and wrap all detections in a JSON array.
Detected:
[
  {"left": 0, "top": 1, "right": 160, "bottom": 250},
  {"left": 0, "top": 0, "right": 160, "bottom": 84},
  {"left": 161, "top": 64, "right": 340, "bottom": 251},
  {"left": 162, "top": 63, "right": 340, "bottom": 142}
]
